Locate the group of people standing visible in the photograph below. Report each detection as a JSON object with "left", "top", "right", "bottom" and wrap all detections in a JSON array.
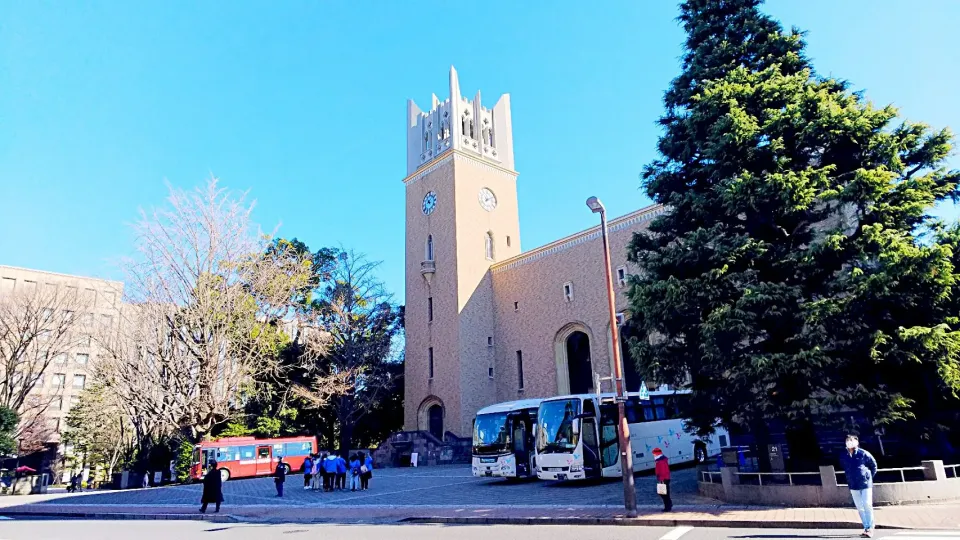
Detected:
[{"left": 301, "top": 452, "right": 374, "bottom": 493}]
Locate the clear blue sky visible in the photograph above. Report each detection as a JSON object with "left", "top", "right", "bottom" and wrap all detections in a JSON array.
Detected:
[{"left": 2, "top": 1, "right": 959, "bottom": 302}]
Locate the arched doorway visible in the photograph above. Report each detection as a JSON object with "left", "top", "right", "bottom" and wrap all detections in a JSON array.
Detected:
[
  {"left": 428, "top": 404, "right": 443, "bottom": 439},
  {"left": 554, "top": 323, "right": 596, "bottom": 395},
  {"left": 566, "top": 331, "right": 593, "bottom": 394},
  {"left": 417, "top": 396, "right": 445, "bottom": 440}
]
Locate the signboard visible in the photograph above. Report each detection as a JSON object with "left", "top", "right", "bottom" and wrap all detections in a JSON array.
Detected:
[
  {"left": 768, "top": 444, "right": 785, "bottom": 472},
  {"left": 637, "top": 382, "right": 650, "bottom": 401},
  {"left": 410, "top": 452, "right": 419, "bottom": 468}
]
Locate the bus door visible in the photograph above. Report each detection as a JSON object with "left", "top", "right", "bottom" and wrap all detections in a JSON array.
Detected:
[
  {"left": 256, "top": 445, "right": 273, "bottom": 476},
  {"left": 599, "top": 403, "right": 621, "bottom": 471},
  {"left": 580, "top": 416, "right": 601, "bottom": 478},
  {"left": 512, "top": 413, "right": 532, "bottom": 477}
]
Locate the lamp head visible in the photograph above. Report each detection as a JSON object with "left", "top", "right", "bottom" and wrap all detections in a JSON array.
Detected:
[{"left": 586, "top": 196, "right": 605, "bottom": 214}]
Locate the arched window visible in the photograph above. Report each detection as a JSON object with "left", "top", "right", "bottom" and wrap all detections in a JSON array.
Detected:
[
  {"left": 469, "top": 119, "right": 475, "bottom": 139},
  {"left": 482, "top": 127, "right": 491, "bottom": 146},
  {"left": 462, "top": 115, "right": 469, "bottom": 138},
  {"left": 485, "top": 232, "right": 495, "bottom": 260},
  {"left": 424, "top": 131, "right": 431, "bottom": 151},
  {"left": 426, "top": 235, "right": 434, "bottom": 261}
]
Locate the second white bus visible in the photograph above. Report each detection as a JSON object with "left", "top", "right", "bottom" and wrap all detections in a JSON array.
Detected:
[{"left": 535, "top": 390, "right": 728, "bottom": 481}]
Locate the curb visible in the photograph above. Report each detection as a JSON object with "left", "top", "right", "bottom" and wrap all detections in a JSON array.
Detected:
[
  {"left": 401, "top": 516, "right": 908, "bottom": 530},
  {"left": 0, "top": 511, "right": 239, "bottom": 523}
]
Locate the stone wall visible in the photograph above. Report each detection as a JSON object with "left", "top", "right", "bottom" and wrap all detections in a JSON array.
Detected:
[
  {"left": 374, "top": 431, "right": 471, "bottom": 469},
  {"left": 700, "top": 461, "right": 960, "bottom": 506}
]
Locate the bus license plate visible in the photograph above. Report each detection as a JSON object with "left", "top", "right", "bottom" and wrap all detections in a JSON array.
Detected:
[
  {"left": 556, "top": 474, "right": 567, "bottom": 481},
  {"left": 485, "top": 471, "right": 492, "bottom": 477}
]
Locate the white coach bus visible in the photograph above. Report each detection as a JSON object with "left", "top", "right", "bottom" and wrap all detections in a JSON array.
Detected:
[
  {"left": 535, "top": 390, "right": 728, "bottom": 481},
  {"left": 471, "top": 399, "right": 543, "bottom": 479}
]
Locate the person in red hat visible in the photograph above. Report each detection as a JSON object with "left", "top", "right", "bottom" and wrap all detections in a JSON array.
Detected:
[{"left": 653, "top": 447, "right": 672, "bottom": 512}]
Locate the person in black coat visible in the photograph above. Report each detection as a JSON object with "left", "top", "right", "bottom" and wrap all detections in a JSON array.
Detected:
[{"left": 199, "top": 461, "right": 223, "bottom": 514}]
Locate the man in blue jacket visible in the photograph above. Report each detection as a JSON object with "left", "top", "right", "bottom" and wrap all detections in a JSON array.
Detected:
[{"left": 840, "top": 434, "right": 878, "bottom": 537}]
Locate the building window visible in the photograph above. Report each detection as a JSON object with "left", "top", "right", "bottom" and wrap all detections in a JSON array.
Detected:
[
  {"left": 428, "top": 297, "right": 434, "bottom": 322},
  {"left": 516, "top": 350, "right": 524, "bottom": 391},
  {"left": 55, "top": 397, "right": 63, "bottom": 411},
  {"left": 42, "top": 308, "right": 53, "bottom": 320},
  {"left": 63, "top": 310, "right": 75, "bottom": 323},
  {"left": 488, "top": 367, "right": 494, "bottom": 379},
  {"left": 487, "top": 336, "right": 493, "bottom": 347},
  {"left": 506, "top": 235, "right": 511, "bottom": 247},
  {"left": 22, "top": 280, "right": 37, "bottom": 296},
  {"left": 53, "top": 374, "right": 66, "bottom": 387},
  {"left": 84, "top": 288, "right": 96, "bottom": 306},
  {"left": 54, "top": 353, "right": 67, "bottom": 364},
  {"left": 101, "top": 314, "right": 113, "bottom": 328},
  {"left": 424, "top": 131, "right": 431, "bottom": 151},
  {"left": 54, "top": 419, "right": 61, "bottom": 432},
  {"left": 81, "top": 334, "right": 92, "bottom": 347},
  {"left": 513, "top": 301, "right": 519, "bottom": 312},
  {"left": 563, "top": 282, "right": 574, "bottom": 302},
  {"left": 65, "top": 286, "right": 78, "bottom": 300},
  {"left": 81, "top": 313, "right": 93, "bottom": 326},
  {"left": 104, "top": 291, "right": 116, "bottom": 306},
  {"left": 428, "top": 347, "right": 434, "bottom": 380},
  {"left": 617, "top": 266, "right": 627, "bottom": 288},
  {"left": 76, "top": 353, "right": 89, "bottom": 365},
  {"left": 73, "top": 374, "right": 86, "bottom": 389},
  {"left": 36, "top": 374, "right": 44, "bottom": 387},
  {"left": 485, "top": 232, "right": 495, "bottom": 260},
  {"left": 426, "top": 235, "right": 434, "bottom": 261},
  {"left": 0, "top": 277, "right": 15, "bottom": 294}
]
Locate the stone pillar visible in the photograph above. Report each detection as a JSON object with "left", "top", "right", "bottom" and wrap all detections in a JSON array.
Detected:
[
  {"left": 721, "top": 466, "right": 739, "bottom": 488},
  {"left": 922, "top": 460, "right": 946, "bottom": 481},
  {"left": 820, "top": 465, "right": 839, "bottom": 488}
]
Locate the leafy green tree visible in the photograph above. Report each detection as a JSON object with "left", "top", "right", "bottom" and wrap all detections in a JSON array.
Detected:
[
  {"left": 0, "top": 406, "right": 17, "bottom": 455},
  {"left": 62, "top": 384, "right": 134, "bottom": 477},
  {"left": 627, "top": 0, "right": 960, "bottom": 463}
]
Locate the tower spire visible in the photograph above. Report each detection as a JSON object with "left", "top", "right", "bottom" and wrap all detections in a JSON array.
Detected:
[{"left": 449, "top": 65, "right": 461, "bottom": 102}]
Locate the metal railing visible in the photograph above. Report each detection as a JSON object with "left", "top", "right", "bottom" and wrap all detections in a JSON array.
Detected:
[
  {"left": 700, "top": 471, "right": 721, "bottom": 484},
  {"left": 736, "top": 471, "right": 822, "bottom": 486},
  {"left": 837, "top": 466, "right": 926, "bottom": 485}
]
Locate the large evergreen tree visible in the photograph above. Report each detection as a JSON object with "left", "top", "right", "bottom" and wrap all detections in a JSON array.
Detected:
[{"left": 627, "top": 0, "right": 960, "bottom": 463}]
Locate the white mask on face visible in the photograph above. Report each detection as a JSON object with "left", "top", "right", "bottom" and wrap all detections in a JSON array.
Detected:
[{"left": 846, "top": 440, "right": 858, "bottom": 450}]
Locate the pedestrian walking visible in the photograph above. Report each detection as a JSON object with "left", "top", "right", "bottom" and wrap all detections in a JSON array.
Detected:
[
  {"left": 349, "top": 454, "right": 362, "bottom": 492},
  {"left": 199, "top": 461, "right": 223, "bottom": 514},
  {"left": 274, "top": 456, "right": 287, "bottom": 497},
  {"left": 302, "top": 454, "right": 314, "bottom": 490},
  {"left": 840, "top": 435, "right": 878, "bottom": 537},
  {"left": 336, "top": 452, "right": 347, "bottom": 491},
  {"left": 653, "top": 447, "right": 672, "bottom": 512},
  {"left": 361, "top": 452, "right": 373, "bottom": 491}
]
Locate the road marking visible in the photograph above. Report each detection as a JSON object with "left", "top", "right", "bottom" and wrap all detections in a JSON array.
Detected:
[
  {"left": 659, "top": 526, "right": 694, "bottom": 540},
  {"left": 890, "top": 536, "right": 960, "bottom": 540}
]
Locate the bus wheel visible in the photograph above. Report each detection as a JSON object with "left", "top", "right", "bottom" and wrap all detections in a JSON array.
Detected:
[
  {"left": 219, "top": 468, "right": 231, "bottom": 482},
  {"left": 282, "top": 464, "right": 291, "bottom": 475},
  {"left": 694, "top": 444, "right": 707, "bottom": 464}
]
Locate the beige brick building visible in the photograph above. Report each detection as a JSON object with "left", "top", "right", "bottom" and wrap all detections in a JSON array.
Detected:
[
  {"left": 404, "top": 68, "right": 661, "bottom": 438},
  {"left": 0, "top": 265, "right": 122, "bottom": 444}
]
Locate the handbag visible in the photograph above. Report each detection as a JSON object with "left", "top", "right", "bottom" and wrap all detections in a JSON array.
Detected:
[
  {"left": 656, "top": 482, "right": 668, "bottom": 495},
  {"left": 360, "top": 465, "right": 368, "bottom": 474}
]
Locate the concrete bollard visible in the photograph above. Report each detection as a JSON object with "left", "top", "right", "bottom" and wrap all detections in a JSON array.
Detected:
[{"left": 819, "top": 465, "right": 839, "bottom": 488}]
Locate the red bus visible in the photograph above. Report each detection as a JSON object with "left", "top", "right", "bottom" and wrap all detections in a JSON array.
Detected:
[{"left": 190, "top": 436, "right": 317, "bottom": 482}]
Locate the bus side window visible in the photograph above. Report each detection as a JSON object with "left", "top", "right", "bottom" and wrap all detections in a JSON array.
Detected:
[
  {"left": 240, "top": 445, "right": 256, "bottom": 460},
  {"left": 625, "top": 397, "right": 644, "bottom": 424},
  {"left": 653, "top": 397, "right": 667, "bottom": 420}
]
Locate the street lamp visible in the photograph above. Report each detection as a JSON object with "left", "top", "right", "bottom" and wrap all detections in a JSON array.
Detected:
[{"left": 586, "top": 196, "right": 638, "bottom": 517}]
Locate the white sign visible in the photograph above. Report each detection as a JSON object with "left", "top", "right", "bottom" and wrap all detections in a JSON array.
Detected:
[{"left": 410, "top": 452, "right": 419, "bottom": 468}]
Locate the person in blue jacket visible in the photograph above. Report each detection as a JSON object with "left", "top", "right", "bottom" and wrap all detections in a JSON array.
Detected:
[
  {"left": 323, "top": 452, "right": 338, "bottom": 492},
  {"left": 840, "top": 434, "right": 878, "bottom": 537},
  {"left": 335, "top": 452, "right": 347, "bottom": 491},
  {"left": 348, "top": 453, "right": 362, "bottom": 492}
]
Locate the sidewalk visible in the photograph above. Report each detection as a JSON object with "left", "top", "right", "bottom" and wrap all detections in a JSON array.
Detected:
[{"left": 1, "top": 502, "right": 958, "bottom": 529}]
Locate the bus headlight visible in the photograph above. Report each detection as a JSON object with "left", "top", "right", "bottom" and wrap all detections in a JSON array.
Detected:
[{"left": 569, "top": 464, "right": 583, "bottom": 472}]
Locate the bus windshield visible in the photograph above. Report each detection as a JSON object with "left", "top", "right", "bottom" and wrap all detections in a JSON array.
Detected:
[
  {"left": 537, "top": 399, "right": 580, "bottom": 454},
  {"left": 473, "top": 412, "right": 510, "bottom": 452}
]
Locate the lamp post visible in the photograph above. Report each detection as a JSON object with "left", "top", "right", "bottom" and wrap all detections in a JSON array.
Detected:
[{"left": 586, "top": 196, "right": 637, "bottom": 517}]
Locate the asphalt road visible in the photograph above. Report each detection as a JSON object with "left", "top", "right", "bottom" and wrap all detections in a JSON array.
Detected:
[{"left": 0, "top": 520, "right": 955, "bottom": 540}]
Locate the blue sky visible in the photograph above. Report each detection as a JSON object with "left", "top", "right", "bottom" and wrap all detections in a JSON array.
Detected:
[{"left": 2, "top": 1, "right": 959, "bottom": 302}]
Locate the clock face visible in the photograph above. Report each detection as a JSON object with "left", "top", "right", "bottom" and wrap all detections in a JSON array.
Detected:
[
  {"left": 479, "top": 188, "right": 497, "bottom": 212},
  {"left": 422, "top": 192, "right": 437, "bottom": 215}
]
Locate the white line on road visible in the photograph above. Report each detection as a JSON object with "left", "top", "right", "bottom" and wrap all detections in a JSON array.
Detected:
[
  {"left": 890, "top": 536, "right": 960, "bottom": 540},
  {"left": 659, "top": 526, "right": 694, "bottom": 540}
]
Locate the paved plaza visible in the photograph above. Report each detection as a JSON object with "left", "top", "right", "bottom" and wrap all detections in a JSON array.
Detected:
[{"left": 21, "top": 465, "right": 712, "bottom": 508}]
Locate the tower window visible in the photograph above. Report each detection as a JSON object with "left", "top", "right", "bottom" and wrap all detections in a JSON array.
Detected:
[
  {"left": 489, "top": 367, "right": 494, "bottom": 379},
  {"left": 516, "top": 350, "right": 524, "bottom": 390},
  {"left": 563, "top": 282, "right": 574, "bottom": 302},
  {"left": 429, "top": 347, "right": 434, "bottom": 380},
  {"left": 487, "top": 336, "right": 493, "bottom": 347},
  {"left": 485, "top": 232, "right": 495, "bottom": 260},
  {"left": 617, "top": 266, "right": 627, "bottom": 288},
  {"left": 428, "top": 297, "right": 434, "bottom": 322},
  {"left": 424, "top": 131, "right": 431, "bottom": 152},
  {"left": 426, "top": 235, "right": 434, "bottom": 261},
  {"left": 506, "top": 235, "right": 511, "bottom": 247},
  {"left": 514, "top": 301, "right": 519, "bottom": 312}
]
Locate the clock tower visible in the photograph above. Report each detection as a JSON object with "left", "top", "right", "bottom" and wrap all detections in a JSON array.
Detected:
[{"left": 403, "top": 67, "right": 521, "bottom": 438}]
